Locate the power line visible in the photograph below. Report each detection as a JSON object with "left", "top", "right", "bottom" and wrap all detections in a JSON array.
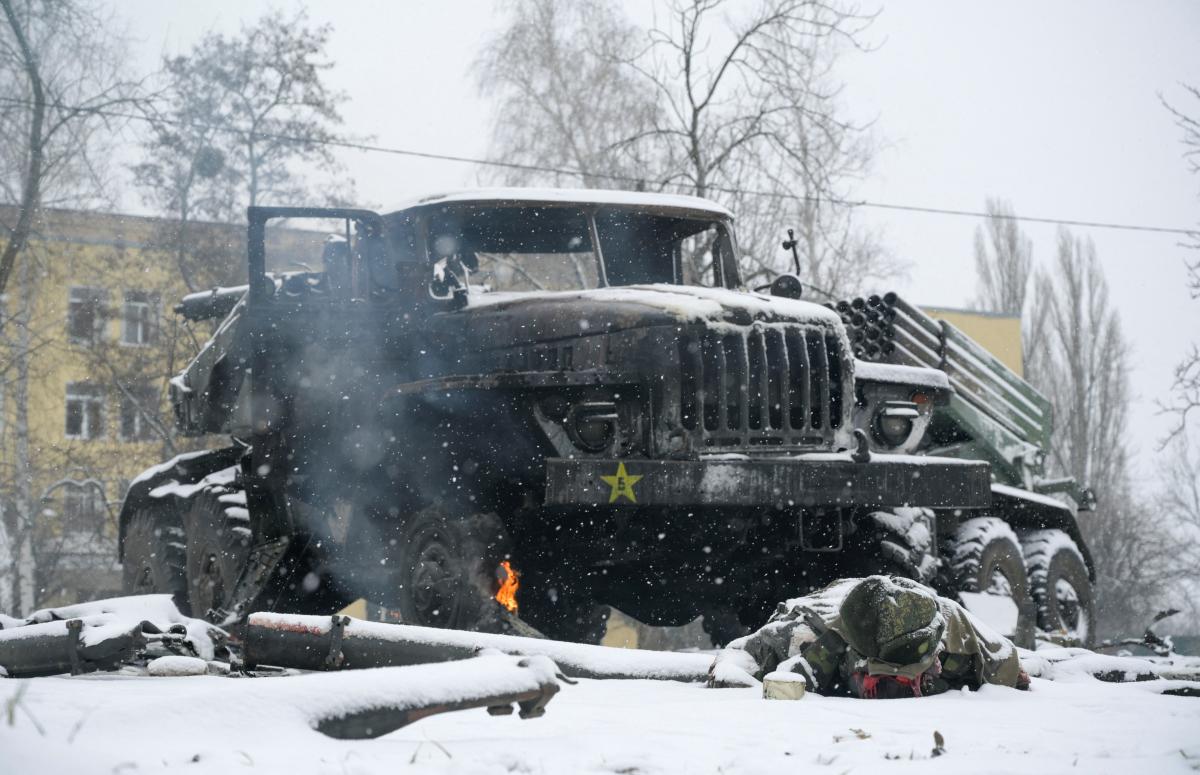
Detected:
[{"left": 3, "top": 96, "right": 1196, "bottom": 237}]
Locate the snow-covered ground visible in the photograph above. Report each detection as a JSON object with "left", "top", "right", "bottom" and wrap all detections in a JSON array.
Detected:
[{"left": 4, "top": 662, "right": 1198, "bottom": 774}]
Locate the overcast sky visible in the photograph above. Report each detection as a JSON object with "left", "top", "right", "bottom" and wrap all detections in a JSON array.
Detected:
[{"left": 114, "top": 0, "right": 1200, "bottom": 481}]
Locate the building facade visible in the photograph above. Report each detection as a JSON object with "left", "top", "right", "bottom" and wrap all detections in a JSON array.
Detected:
[{"left": 0, "top": 206, "right": 248, "bottom": 614}]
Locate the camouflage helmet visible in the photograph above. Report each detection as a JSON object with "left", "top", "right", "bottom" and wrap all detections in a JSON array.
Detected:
[{"left": 838, "top": 576, "right": 944, "bottom": 667}]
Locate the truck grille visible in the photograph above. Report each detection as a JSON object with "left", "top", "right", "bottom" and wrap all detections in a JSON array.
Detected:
[{"left": 678, "top": 326, "right": 844, "bottom": 447}]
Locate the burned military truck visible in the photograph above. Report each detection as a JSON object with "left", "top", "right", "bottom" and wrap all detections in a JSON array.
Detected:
[{"left": 118, "top": 189, "right": 1093, "bottom": 646}]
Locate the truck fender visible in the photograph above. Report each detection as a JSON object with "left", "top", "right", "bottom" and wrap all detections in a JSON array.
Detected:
[
  {"left": 985, "top": 483, "right": 1096, "bottom": 581},
  {"left": 118, "top": 446, "right": 245, "bottom": 561}
]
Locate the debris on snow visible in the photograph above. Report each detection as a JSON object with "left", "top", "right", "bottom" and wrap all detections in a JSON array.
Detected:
[
  {"left": 0, "top": 594, "right": 225, "bottom": 677},
  {"left": 762, "top": 670, "right": 807, "bottom": 700},
  {"left": 147, "top": 656, "right": 209, "bottom": 677},
  {"left": 1019, "top": 645, "right": 1200, "bottom": 684},
  {"left": 1, "top": 592, "right": 1198, "bottom": 774},
  {"left": 308, "top": 655, "right": 562, "bottom": 739},
  {"left": 244, "top": 612, "right": 713, "bottom": 682}
]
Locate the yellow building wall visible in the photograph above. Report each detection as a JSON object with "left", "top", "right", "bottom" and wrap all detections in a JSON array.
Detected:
[
  {"left": 921, "top": 306, "right": 1024, "bottom": 377},
  {"left": 1, "top": 207, "right": 326, "bottom": 607},
  {"left": 1, "top": 207, "right": 244, "bottom": 606}
]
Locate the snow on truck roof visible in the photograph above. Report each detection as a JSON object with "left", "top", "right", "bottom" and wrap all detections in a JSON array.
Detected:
[{"left": 386, "top": 187, "right": 733, "bottom": 219}]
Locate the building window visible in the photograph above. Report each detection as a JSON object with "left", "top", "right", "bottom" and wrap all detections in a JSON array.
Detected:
[
  {"left": 58, "top": 481, "right": 105, "bottom": 533},
  {"left": 67, "top": 287, "right": 108, "bottom": 345},
  {"left": 119, "top": 384, "right": 159, "bottom": 442},
  {"left": 122, "top": 290, "right": 157, "bottom": 346},
  {"left": 65, "top": 382, "right": 105, "bottom": 439}
]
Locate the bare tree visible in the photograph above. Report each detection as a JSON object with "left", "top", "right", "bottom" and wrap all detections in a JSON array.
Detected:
[
  {"left": 0, "top": 0, "right": 140, "bottom": 297},
  {"left": 477, "top": 0, "right": 897, "bottom": 295},
  {"left": 1166, "top": 339, "right": 1200, "bottom": 442},
  {"left": 1, "top": 247, "right": 38, "bottom": 614},
  {"left": 0, "top": 0, "right": 138, "bottom": 614},
  {"left": 970, "top": 198, "right": 1054, "bottom": 377},
  {"left": 1080, "top": 477, "right": 1180, "bottom": 636},
  {"left": 1160, "top": 84, "right": 1200, "bottom": 441},
  {"left": 132, "top": 9, "right": 354, "bottom": 295},
  {"left": 1157, "top": 432, "right": 1200, "bottom": 625},
  {"left": 1024, "top": 228, "right": 1176, "bottom": 635},
  {"left": 971, "top": 198, "right": 1032, "bottom": 315},
  {"left": 476, "top": 0, "right": 660, "bottom": 188},
  {"left": 1033, "top": 231, "right": 1130, "bottom": 489}
]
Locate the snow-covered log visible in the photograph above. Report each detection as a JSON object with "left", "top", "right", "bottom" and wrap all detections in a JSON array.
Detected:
[
  {"left": 304, "top": 655, "right": 561, "bottom": 739},
  {"left": 244, "top": 612, "right": 713, "bottom": 682}
]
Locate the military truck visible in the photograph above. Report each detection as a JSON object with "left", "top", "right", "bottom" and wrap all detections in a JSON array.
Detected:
[{"left": 118, "top": 189, "right": 1094, "bottom": 646}]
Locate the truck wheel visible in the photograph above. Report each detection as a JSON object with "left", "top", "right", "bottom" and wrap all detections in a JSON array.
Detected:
[
  {"left": 184, "top": 484, "right": 252, "bottom": 621},
  {"left": 392, "top": 503, "right": 511, "bottom": 632},
  {"left": 1020, "top": 529, "right": 1095, "bottom": 647},
  {"left": 122, "top": 504, "right": 190, "bottom": 615},
  {"left": 849, "top": 508, "right": 938, "bottom": 584},
  {"left": 946, "top": 516, "right": 1034, "bottom": 647}
]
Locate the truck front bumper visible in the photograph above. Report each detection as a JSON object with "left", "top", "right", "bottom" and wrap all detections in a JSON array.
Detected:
[{"left": 544, "top": 453, "right": 990, "bottom": 510}]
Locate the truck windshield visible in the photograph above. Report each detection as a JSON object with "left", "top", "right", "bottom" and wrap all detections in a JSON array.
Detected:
[{"left": 416, "top": 204, "right": 733, "bottom": 293}]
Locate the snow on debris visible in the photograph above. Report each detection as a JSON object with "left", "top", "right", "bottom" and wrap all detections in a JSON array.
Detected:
[
  {"left": 389, "top": 187, "right": 734, "bottom": 217},
  {"left": 3, "top": 594, "right": 220, "bottom": 660},
  {"left": 465, "top": 283, "right": 842, "bottom": 327},
  {"left": 149, "top": 464, "right": 237, "bottom": 500},
  {"left": 129, "top": 448, "right": 216, "bottom": 487},
  {"left": 248, "top": 613, "right": 712, "bottom": 681},
  {"left": 1019, "top": 645, "right": 1200, "bottom": 683},
  {"left": 854, "top": 360, "right": 952, "bottom": 390},
  {"left": 147, "top": 655, "right": 208, "bottom": 677},
  {"left": 991, "top": 482, "right": 1072, "bottom": 511}
]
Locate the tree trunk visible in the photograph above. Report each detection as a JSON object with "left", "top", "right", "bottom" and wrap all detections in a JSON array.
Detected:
[
  {"left": 0, "top": 0, "right": 47, "bottom": 299},
  {"left": 0, "top": 379, "right": 10, "bottom": 614},
  {"left": 12, "top": 252, "right": 36, "bottom": 615}
]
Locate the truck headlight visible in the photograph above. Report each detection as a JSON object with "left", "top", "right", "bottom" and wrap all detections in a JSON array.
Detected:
[
  {"left": 567, "top": 401, "right": 618, "bottom": 453},
  {"left": 874, "top": 401, "right": 919, "bottom": 447}
]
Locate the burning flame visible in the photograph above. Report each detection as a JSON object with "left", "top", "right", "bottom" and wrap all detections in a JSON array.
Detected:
[{"left": 495, "top": 561, "right": 520, "bottom": 613}]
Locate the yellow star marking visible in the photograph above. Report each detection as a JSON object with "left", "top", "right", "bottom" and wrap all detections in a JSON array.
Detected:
[{"left": 600, "top": 462, "right": 643, "bottom": 504}]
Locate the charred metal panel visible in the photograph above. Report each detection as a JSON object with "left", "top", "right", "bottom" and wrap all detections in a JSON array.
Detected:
[{"left": 545, "top": 456, "right": 991, "bottom": 509}]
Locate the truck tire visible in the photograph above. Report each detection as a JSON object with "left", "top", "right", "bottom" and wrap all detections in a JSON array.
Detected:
[
  {"left": 122, "top": 504, "right": 190, "bottom": 615},
  {"left": 184, "top": 483, "right": 252, "bottom": 621},
  {"left": 945, "top": 516, "right": 1034, "bottom": 647},
  {"left": 849, "top": 508, "right": 938, "bottom": 585},
  {"left": 1020, "top": 529, "right": 1095, "bottom": 647},
  {"left": 391, "top": 502, "right": 511, "bottom": 632}
]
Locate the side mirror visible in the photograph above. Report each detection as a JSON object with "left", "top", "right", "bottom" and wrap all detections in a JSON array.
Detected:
[{"left": 769, "top": 273, "right": 804, "bottom": 300}]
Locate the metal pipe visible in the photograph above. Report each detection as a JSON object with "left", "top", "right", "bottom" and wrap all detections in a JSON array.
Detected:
[
  {"left": 0, "top": 619, "right": 143, "bottom": 678},
  {"left": 243, "top": 613, "right": 713, "bottom": 682},
  {"left": 309, "top": 656, "right": 561, "bottom": 739}
]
